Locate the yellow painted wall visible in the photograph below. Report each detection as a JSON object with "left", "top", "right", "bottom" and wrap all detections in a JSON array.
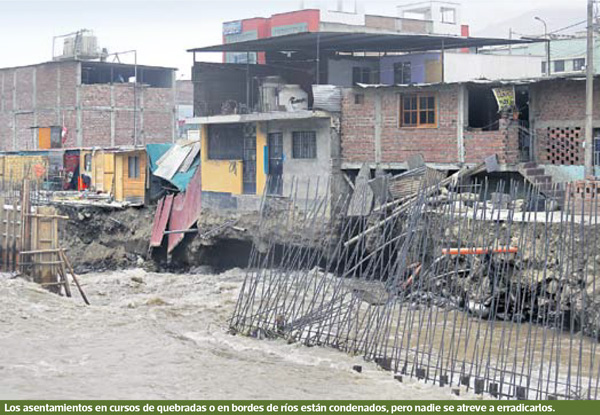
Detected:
[
  {"left": 115, "top": 151, "right": 146, "bottom": 203},
  {"left": 103, "top": 153, "right": 115, "bottom": 195},
  {"left": 200, "top": 125, "right": 243, "bottom": 195},
  {"left": 92, "top": 151, "right": 104, "bottom": 190},
  {"left": 114, "top": 155, "right": 124, "bottom": 201},
  {"left": 0, "top": 155, "right": 49, "bottom": 182},
  {"left": 256, "top": 122, "right": 267, "bottom": 196}
]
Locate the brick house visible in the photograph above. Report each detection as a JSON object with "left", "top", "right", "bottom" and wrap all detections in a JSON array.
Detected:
[
  {"left": 0, "top": 60, "right": 177, "bottom": 151},
  {"left": 188, "top": 31, "right": 530, "bottom": 204},
  {"left": 340, "top": 81, "right": 528, "bottom": 173},
  {"left": 529, "top": 76, "right": 600, "bottom": 179}
]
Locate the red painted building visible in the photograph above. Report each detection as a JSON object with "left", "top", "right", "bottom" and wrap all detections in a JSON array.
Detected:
[{"left": 223, "top": 10, "right": 320, "bottom": 64}]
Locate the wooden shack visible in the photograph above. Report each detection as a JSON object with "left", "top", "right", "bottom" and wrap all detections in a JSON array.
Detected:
[
  {"left": 0, "top": 151, "right": 50, "bottom": 183},
  {"left": 81, "top": 148, "right": 147, "bottom": 204},
  {"left": 113, "top": 149, "right": 147, "bottom": 204}
]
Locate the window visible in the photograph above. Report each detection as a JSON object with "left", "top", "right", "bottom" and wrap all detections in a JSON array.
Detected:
[
  {"left": 84, "top": 154, "right": 92, "bottom": 172},
  {"left": 292, "top": 131, "right": 317, "bottom": 159},
  {"left": 554, "top": 60, "right": 565, "bottom": 73},
  {"left": 207, "top": 124, "right": 244, "bottom": 160},
  {"left": 573, "top": 58, "right": 585, "bottom": 71},
  {"left": 393, "top": 62, "right": 412, "bottom": 85},
  {"left": 128, "top": 155, "right": 140, "bottom": 179},
  {"left": 354, "top": 93, "right": 365, "bottom": 105},
  {"left": 400, "top": 94, "right": 437, "bottom": 128},
  {"left": 352, "top": 67, "right": 372, "bottom": 85},
  {"left": 441, "top": 7, "right": 456, "bottom": 24},
  {"left": 541, "top": 62, "right": 547, "bottom": 74}
]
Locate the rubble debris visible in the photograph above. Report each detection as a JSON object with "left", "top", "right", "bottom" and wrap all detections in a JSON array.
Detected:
[{"left": 231, "top": 170, "right": 600, "bottom": 400}]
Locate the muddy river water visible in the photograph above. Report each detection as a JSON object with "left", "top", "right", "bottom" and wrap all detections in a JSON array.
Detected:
[{"left": 0, "top": 269, "right": 484, "bottom": 399}]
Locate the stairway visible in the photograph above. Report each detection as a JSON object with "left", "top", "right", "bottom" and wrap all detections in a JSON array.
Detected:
[{"left": 519, "top": 162, "right": 565, "bottom": 208}]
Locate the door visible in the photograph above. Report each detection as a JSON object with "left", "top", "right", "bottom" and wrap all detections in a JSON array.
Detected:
[
  {"left": 242, "top": 124, "right": 257, "bottom": 195},
  {"left": 267, "top": 132, "right": 283, "bottom": 195},
  {"left": 594, "top": 129, "right": 600, "bottom": 167}
]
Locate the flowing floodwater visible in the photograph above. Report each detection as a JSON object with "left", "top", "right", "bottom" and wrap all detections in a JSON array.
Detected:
[{"left": 0, "top": 269, "right": 484, "bottom": 400}]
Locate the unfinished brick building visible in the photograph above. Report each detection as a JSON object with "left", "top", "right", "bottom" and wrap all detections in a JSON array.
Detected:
[
  {"left": 340, "top": 82, "right": 528, "bottom": 172},
  {"left": 0, "top": 60, "right": 177, "bottom": 151}
]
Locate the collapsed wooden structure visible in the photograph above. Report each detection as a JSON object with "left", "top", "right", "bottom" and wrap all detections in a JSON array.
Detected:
[{"left": 0, "top": 179, "right": 88, "bottom": 304}]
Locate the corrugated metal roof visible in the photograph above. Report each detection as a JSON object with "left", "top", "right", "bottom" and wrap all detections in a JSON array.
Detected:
[
  {"left": 150, "top": 194, "right": 174, "bottom": 248},
  {"left": 167, "top": 167, "right": 202, "bottom": 253},
  {"left": 354, "top": 73, "right": 594, "bottom": 89},
  {"left": 146, "top": 143, "right": 201, "bottom": 192},
  {"left": 188, "top": 31, "right": 532, "bottom": 54}
]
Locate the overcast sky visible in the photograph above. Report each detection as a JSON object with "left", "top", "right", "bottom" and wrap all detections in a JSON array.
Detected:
[{"left": 0, "top": 0, "right": 590, "bottom": 78}]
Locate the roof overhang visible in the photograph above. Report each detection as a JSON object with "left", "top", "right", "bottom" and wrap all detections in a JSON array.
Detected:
[
  {"left": 185, "top": 110, "right": 332, "bottom": 125},
  {"left": 188, "top": 31, "right": 533, "bottom": 54}
]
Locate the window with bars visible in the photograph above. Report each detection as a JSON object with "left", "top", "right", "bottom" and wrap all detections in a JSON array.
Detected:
[
  {"left": 292, "top": 131, "right": 317, "bottom": 159},
  {"left": 393, "top": 62, "right": 412, "bottom": 85},
  {"left": 400, "top": 94, "right": 437, "bottom": 128},
  {"left": 128, "top": 155, "right": 140, "bottom": 179}
]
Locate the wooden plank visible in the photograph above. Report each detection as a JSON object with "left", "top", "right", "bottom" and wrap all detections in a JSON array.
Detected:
[
  {"left": 179, "top": 142, "right": 200, "bottom": 173},
  {"left": 36, "top": 206, "right": 57, "bottom": 286},
  {"left": 0, "top": 197, "right": 4, "bottom": 270},
  {"left": 60, "top": 250, "right": 89, "bottom": 305},
  {"left": 11, "top": 200, "right": 17, "bottom": 271}
]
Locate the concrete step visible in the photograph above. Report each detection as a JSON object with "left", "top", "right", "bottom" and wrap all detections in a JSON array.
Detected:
[
  {"left": 522, "top": 162, "right": 538, "bottom": 169},
  {"left": 524, "top": 168, "right": 545, "bottom": 177}
]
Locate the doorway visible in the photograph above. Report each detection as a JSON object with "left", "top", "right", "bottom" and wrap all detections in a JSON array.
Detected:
[
  {"left": 267, "top": 132, "right": 283, "bottom": 195},
  {"left": 242, "top": 124, "right": 257, "bottom": 195}
]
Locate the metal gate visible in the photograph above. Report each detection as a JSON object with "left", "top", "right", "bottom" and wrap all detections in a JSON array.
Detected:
[
  {"left": 267, "top": 132, "right": 283, "bottom": 195},
  {"left": 242, "top": 124, "right": 256, "bottom": 195}
]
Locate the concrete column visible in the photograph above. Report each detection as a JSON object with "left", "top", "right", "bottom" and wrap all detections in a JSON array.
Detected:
[
  {"left": 56, "top": 64, "right": 61, "bottom": 125},
  {"left": 12, "top": 71, "right": 17, "bottom": 150},
  {"left": 171, "top": 71, "right": 177, "bottom": 143},
  {"left": 32, "top": 67, "right": 37, "bottom": 135},
  {"left": 139, "top": 86, "right": 144, "bottom": 145},
  {"left": 374, "top": 93, "right": 382, "bottom": 164},
  {"left": 1, "top": 71, "right": 4, "bottom": 112},
  {"left": 110, "top": 84, "right": 115, "bottom": 146},
  {"left": 457, "top": 84, "right": 466, "bottom": 164},
  {"left": 76, "top": 62, "right": 83, "bottom": 147}
]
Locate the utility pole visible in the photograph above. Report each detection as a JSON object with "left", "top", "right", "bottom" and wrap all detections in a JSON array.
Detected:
[
  {"left": 509, "top": 28, "right": 513, "bottom": 55},
  {"left": 535, "top": 17, "right": 550, "bottom": 76},
  {"left": 585, "top": 0, "right": 595, "bottom": 177}
]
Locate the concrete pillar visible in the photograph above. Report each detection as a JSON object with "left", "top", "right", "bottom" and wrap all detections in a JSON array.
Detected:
[
  {"left": 139, "top": 86, "right": 144, "bottom": 145},
  {"left": 374, "top": 93, "right": 382, "bottom": 164},
  {"left": 171, "top": 71, "right": 177, "bottom": 143},
  {"left": 457, "top": 84, "right": 466, "bottom": 164},
  {"left": 12, "top": 71, "right": 16, "bottom": 150},
  {"left": 110, "top": 84, "right": 115, "bottom": 146},
  {"left": 32, "top": 67, "right": 37, "bottom": 142},
  {"left": 76, "top": 62, "right": 83, "bottom": 147},
  {"left": 56, "top": 64, "right": 61, "bottom": 126}
]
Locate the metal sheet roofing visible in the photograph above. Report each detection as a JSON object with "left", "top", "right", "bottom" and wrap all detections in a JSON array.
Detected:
[{"left": 188, "top": 31, "right": 533, "bottom": 54}]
